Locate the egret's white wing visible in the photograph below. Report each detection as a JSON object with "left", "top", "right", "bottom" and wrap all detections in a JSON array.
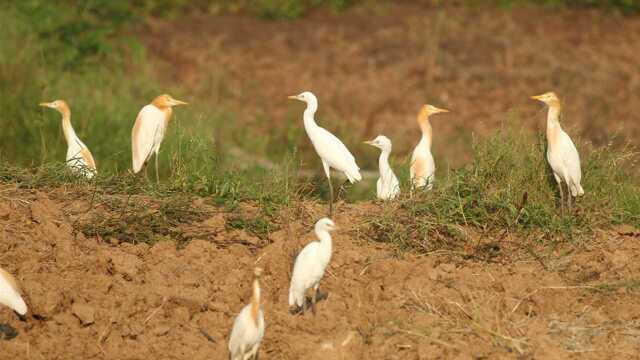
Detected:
[
  {"left": 289, "top": 241, "right": 323, "bottom": 306},
  {"left": 228, "top": 305, "right": 251, "bottom": 357},
  {"left": 228, "top": 305, "right": 263, "bottom": 360},
  {"left": 131, "top": 105, "right": 164, "bottom": 173},
  {"left": 291, "top": 242, "right": 322, "bottom": 287},
  {"left": 410, "top": 146, "right": 435, "bottom": 188},
  {"left": 0, "top": 268, "right": 27, "bottom": 315},
  {"left": 558, "top": 132, "right": 581, "bottom": 177},
  {"left": 310, "top": 127, "right": 361, "bottom": 181}
]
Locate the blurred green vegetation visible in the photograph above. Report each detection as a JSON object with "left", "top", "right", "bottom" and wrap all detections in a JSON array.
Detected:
[
  {"left": 0, "top": 0, "right": 638, "bottom": 251},
  {"left": 367, "top": 123, "right": 640, "bottom": 253}
]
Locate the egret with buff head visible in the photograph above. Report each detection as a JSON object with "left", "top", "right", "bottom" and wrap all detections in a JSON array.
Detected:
[
  {"left": 39, "top": 100, "right": 97, "bottom": 178},
  {"left": 531, "top": 92, "right": 584, "bottom": 213},
  {"left": 289, "top": 91, "right": 361, "bottom": 216},
  {"left": 228, "top": 267, "right": 265, "bottom": 360},
  {"left": 410, "top": 104, "right": 449, "bottom": 190},
  {"left": 131, "top": 94, "right": 188, "bottom": 183}
]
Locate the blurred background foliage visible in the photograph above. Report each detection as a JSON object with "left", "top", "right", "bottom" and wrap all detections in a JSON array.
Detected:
[{"left": 0, "top": 0, "right": 638, "bottom": 208}]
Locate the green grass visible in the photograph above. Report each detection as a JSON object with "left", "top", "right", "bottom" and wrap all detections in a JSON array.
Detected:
[
  {"left": 366, "top": 119, "right": 640, "bottom": 253},
  {"left": 0, "top": 1, "right": 638, "bottom": 253}
]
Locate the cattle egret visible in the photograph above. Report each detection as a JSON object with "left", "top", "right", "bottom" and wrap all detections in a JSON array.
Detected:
[
  {"left": 410, "top": 105, "right": 449, "bottom": 190},
  {"left": 364, "top": 135, "right": 400, "bottom": 200},
  {"left": 288, "top": 92, "right": 361, "bottom": 216},
  {"left": 131, "top": 94, "right": 188, "bottom": 183},
  {"left": 39, "top": 100, "right": 97, "bottom": 178},
  {"left": 228, "top": 267, "right": 265, "bottom": 360},
  {"left": 0, "top": 267, "right": 27, "bottom": 317},
  {"left": 289, "top": 218, "right": 336, "bottom": 315},
  {"left": 531, "top": 92, "right": 584, "bottom": 213}
]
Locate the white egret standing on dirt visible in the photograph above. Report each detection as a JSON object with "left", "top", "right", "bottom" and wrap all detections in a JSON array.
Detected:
[
  {"left": 0, "top": 267, "right": 27, "bottom": 317},
  {"left": 531, "top": 92, "right": 584, "bottom": 213},
  {"left": 131, "top": 94, "right": 188, "bottom": 183},
  {"left": 410, "top": 104, "right": 449, "bottom": 190},
  {"left": 228, "top": 267, "right": 265, "bottom": 360},
  {"left": 289, "top": 91, "right": 361, "bottom": 216},
  {"left": 364, "top": 135, "right": 400, "bottom": 200},
  {"left": 289, "top": 218, "right": 336, "bottom": 315},
  {"left": 39, "top": 100, "right": 97, "bottom": 178}
]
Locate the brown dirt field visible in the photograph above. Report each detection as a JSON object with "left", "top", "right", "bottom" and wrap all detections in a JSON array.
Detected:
[
  {"left": 140, "top": 3, "right": 640, "bottom": 167},
  {"left": 1, "top": 186, "right": 639, "bottom": 359}
]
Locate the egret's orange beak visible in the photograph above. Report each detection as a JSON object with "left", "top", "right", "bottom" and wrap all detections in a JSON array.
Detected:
[
  {"left": 531, "top": 94, "right": 544, "bottom": 101},
  {"left": 434, "top": 107, "right": 450, "bottom": 114},
  {"left": 288, "top": 95, "right": 300, "bottom": 101},
  {"left": 171, "top": 99, "right": 188, "bottom": 106},
  {"left": 39, "top": 102, "right": 53, "bottom": 108},
  {"left": 364, "top": 140, "right": 375, "bottom": 146}
]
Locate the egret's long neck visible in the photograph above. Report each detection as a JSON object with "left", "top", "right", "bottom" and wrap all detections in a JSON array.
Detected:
[
  {"left": 250, "top": 277, "right": 261, "bottom": 327},
  {"left": 379, "top": 150, "right": 392, "bottom": 179},
  {"left": 418, "top": 116, "right": 433, "bottom": 149},
  {"left": 316, "top": 230, "right": 332, "bottom": 251},
  {"left": 303, "top": 102, "right": 319, "bottom": 133},
  {"left": 163, "top": 107, "right": 173, "bottom": 124},
  {"left": 546, "top": 105, "right": 562, "bottom": 141},
  {"left": 60, "top": 109, "right": 79, "bottom": 146}
]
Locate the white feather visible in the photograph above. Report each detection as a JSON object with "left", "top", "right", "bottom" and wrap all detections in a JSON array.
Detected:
[
  {"left": 289, "top": 218, "right": 334, "bottom": 308},
  {"left": 366, "top": 135, "right": 400, "bottom": 200},
  {"left": 295, "top": 92, "right": 361, "bottom": 183},
  {"left": 0, "top": 268, "right": 27, "bottom": 315},
  {"left": 410, "top": 139, "right": 435, "bottom": 190},
  {"left": 228, "top": 305, "right": 265, "bottom": 360},
  {"left": 544, "top": 103, "right": 584, "bottom": 197},
  {"left": 131, "top": 104, "right": 167, "bottom": 173}
]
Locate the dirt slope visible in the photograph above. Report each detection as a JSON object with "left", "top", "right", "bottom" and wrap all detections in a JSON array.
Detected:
[{"left": 1, "top": 186, "right": 639, "bottom": 359}]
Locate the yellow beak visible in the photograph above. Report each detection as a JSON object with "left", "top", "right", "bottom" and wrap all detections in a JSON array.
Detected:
[
  {"left": 364, "top": 140, "right": 375, "bottom": 145},
  {"left": 435, "top": 107, "right": 450, "bottom": 113},
  {"left": 39, "top": 102, "right": 51, "bottom": 108},
  {"left": 530, "top": 95, "right": 543, "bottom": 100},
  {"left": 288, "top": 95, "right": 299, "bottom": 100},
  {"left": 172, "top": 99, "right": 188, "bottom": 106}
]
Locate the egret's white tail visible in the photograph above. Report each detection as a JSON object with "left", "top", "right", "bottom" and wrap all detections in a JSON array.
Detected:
[
  {"left": 1, "top": 293, "right": 27, "bottom": 315},
  {"left": 344, "top": 167, "right": 362, "bottom": 183},
  {"left": 570, "top": 182, "right": 584, "bottom": 197},
  {"left": 288, "top": 287, "right": 304, "bottom": 308},
  {"left": 14, "top": 296, "right": 27, "bottom": 315}
]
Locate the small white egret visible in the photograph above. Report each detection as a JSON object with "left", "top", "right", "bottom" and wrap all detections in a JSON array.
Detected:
[
  {"left": 39, "top": 100, "right": 97, "bottom": 178},
  {"left": 364, "top": 135, "right": 400, "bottom": 200},
  {"left": 410, "top": 104, "right": 449, "bottom": 190},
  {"left": 131, "top": 94, "right": 188, "bottom": 183},
  {"left": 288, "top": 92, "right": 361, "bottom": 216},
  {"left": 0, "top": 267, "right": 28, "bottom": 317},
  {"left": 532, "top": 92, "right": 584, "bottom": 212},
  {"left": 289, "top": 218, "right": 336, "bottom": 315},
  {"left": 228, "top": 267, "right": 265, "bottom": 360}
]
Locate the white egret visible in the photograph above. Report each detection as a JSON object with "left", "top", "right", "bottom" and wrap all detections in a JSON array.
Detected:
[
  {"left": 131, "top": 94, "right": 188, "bottom": 183},
  {"left": 39, "top": 100, "right": 97, "bottom": 178},
  {"left": 531, "top": 92, "right": 584, "bottom": 212},
  {"left": 0, "top": 267, "right": 27, "bottom": 317},
  {"left": 364, "top": 135, "right": 400, "bottom": 200},
  {"left": 228, "top": 267, "right": 265, "bottom": 360},
  {"left": 410, "top": 104, "right": 449, "bottom": 190},
  {"left": 289, "top": 218, "right": 336, "bottom": 315},
  {"left": 288, "top": 92, "right": 361, "bottom": 216}
]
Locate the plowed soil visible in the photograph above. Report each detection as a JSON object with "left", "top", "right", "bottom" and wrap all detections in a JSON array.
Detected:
[{"left": 1, "top": 186, "right": 639, "bottom": 359}]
